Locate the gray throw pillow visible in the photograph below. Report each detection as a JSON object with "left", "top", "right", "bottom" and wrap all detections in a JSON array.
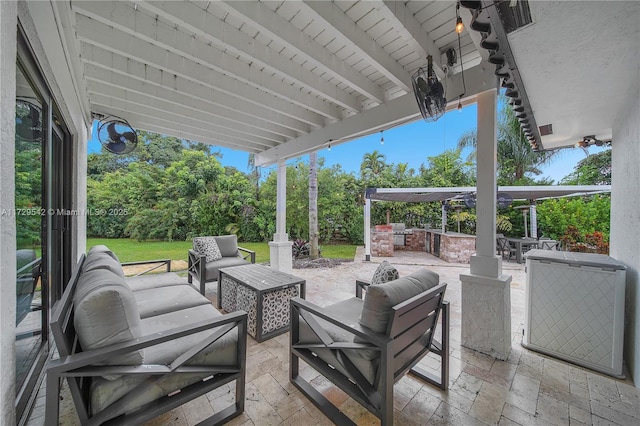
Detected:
[
  {"left": 370, "top": 261, "right": 399, "bottom": 285},
  {"left": 193, "top": 237, "right": 223, "bottom": 263}
]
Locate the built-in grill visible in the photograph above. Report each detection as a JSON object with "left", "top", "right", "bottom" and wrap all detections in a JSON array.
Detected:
[{"left": 390, "top": 223, "right": 413, "bottom": 246}]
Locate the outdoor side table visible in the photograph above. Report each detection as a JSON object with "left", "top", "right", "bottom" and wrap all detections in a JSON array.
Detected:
[{"left": 218, "top": 264, "right": 306, "bottom": 342}]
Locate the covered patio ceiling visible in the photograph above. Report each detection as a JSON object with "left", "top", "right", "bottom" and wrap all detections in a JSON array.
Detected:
[
  {"left": 366, "top": 185, "right": 612, "bottom": 203},
  {"left": 42, "top": 1, "right": 638, "bottom": 165}
]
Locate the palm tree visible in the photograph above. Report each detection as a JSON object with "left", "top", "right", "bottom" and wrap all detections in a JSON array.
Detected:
[
  {"left": 361, "top": 150, "right": 386, "bottom": 177},
  {"left": 457, "top": 95, "right": 560, "bottom": 184}
]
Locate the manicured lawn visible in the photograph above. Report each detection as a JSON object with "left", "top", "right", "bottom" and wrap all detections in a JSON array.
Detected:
[{"left": 87, "top": 238, "right": 357, "bottom": 264}]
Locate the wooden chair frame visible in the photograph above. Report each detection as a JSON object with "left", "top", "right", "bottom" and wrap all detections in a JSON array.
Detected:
[
  {"left": 46, "top": 255, "right": 248, "bottom": 426},
  {"left": 290, "top": 282, "right": 449, "bottom": 426}
]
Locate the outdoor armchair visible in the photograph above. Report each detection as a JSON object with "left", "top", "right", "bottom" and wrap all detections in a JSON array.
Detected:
[
  {"left": 188, "top": 234, "right": 256, "bottom": 295},
  {"left": 290, "top": 269, "right": 449, "bottom": 425}
]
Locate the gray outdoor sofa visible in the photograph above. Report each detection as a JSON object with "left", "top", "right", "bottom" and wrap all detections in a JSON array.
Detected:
[
  {"left": 45, "top": 245, "right": 247, "bottom": 425},
  {"left": 188, "top": 234, "right": 256, "bottom": 295},
  {"left": 290, "top": 268, "right": 449, "bottom": 425}
]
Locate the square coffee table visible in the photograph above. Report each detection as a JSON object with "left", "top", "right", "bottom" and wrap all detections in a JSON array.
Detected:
[{"left": 217, "top": 264, "right": 306, "bottom": 342}]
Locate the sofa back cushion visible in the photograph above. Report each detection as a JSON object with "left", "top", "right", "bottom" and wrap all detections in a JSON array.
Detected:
[
  {"left": 88, "top": 245, "right": 120, "bottom": 263},
  {"left": 215, "top": 235, "right": 240, "bottom": 257},
  {"left": 84, "top": 251, "right": 125, "bottom": 280},
  {"left": 359, "top": 269, "right": 439, "bottom": 334},
  {"left": 193, "top": 236, "right": 223, "bottom": 262},
  {"left": 74, "top": 268, "right": 143, "bottom": 367}
]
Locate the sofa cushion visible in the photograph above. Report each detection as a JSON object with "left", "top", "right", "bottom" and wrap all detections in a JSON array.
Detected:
[
  {"left": 370, "top": 261, "right": 399, "bottom": 285},
  {"left": 205, "top": 257, "right": 250, "bottom": 281},
  {"left": 215, "top": 235, "right": 240, "bottom": 257},
  {"left": 359, "top": 269, "right": 439, "bottom": 335},
  {"left": 193, "top": 236, "right": 222, "bottom": 263},
  {"left": 125, "top": 272, "right": 187, "bottom": 291},
  {"left": 83, "top": 251, "right": 125, "bottom": 280},
  {"left": 134, "top": 285, "right": 211, "bottom": 319},
  {"left": 74, "top": 269, "right": 143, "bottom": 367}
]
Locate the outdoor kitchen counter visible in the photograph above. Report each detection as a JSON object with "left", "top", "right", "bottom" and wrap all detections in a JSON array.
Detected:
[{"left": 425, "top": 229, "right": 476, "bottom": 263}]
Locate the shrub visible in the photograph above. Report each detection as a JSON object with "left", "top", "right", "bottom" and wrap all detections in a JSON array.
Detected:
[{"left": 292, "top": 239, "right": 310, "bottom": 259}]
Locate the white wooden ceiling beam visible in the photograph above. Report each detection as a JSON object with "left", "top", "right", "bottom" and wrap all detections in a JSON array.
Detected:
[
  {"left": 378, "top": 0, "right": 445, "bottom": 79},
  {"left": 86, "top": 79, "right": 287, "bottom": 144},
  {"left": 136, "top": 0, "right": 363, "bottom": 112},
  {"left": 255, "top": 62, "right": 497, "bottom": 166},
  {"left": 72, "top": 6, "right": 342, "bottom": 121},
  {"left": 74, "top": 21, "right": 334, "bottom": 127},
  {"left": 90, "top": 97, "right": 274, "bottom": 151},
  {"left": 83, "top": 62, "right": 300, "bottom": 140},
  {"left": 73, "top": 1, "right": 355, "bottom": 116},
  {"left": 299, "top": 0, "right": 412, "bottom": 94},
  {"left": 219, "top": 0, "right": 384, "bottom": 104}
]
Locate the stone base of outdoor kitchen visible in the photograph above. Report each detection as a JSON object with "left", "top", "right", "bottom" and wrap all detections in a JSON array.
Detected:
[{"left": 370, "top": 226, "right": 476, "bottom": 263}]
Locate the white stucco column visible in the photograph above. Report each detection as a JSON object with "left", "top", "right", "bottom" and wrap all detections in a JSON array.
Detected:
[
  {"left": 460, "top": 88, "right": 512, "bottom": 360},
  {"left": 0, "top": 2, "right": 18, "bottom": 424},
  {"left": 269, "top": 159, "right": 292, "bottom": 274}
]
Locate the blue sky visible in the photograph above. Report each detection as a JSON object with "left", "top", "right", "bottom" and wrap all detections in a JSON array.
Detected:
[{"left": 89, "top": 103, "right": 604, "bottom": 183}]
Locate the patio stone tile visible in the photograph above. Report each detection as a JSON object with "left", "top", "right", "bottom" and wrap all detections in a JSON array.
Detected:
[
  {"left": 278, "top": 406, "right": 320, "bottom": 425},
  {"left": 590, "top": 402, "right": 639, "bottom": 425},
  {"left": 464, "top": 362, "right": 512, "bottom": 390},
  {"left": 490, "top": 358, "right": 520, "bottom": 381},
  {"left": 142, "top": 407, "right": 188, "bottom": 426},
  {"left": 395, "top": 374, "right": 424, "bottom": 401},
  {"left": 506, "top": 373, "right": 540, "bottom": 415},
  {"left": 617, "top": 380, "right": 640, "bottom": 406},
  {"left": 450, "top": 371, "right": 483, "bottom": 402},
  {"left": 181, "top": 395, "right": 215, "bottom": 425},
  {"left": 244, "top": 383, "right": 283, "bottom": 425},
  {"left": 338, "top": 397, "right": 378, "bottom": 425},
  {"left": 300, "top": 402, "right": 337, "bottom": 426},
  {"left": 570, "top": 405, "right": 593, "bottom": 425},
  {"left": 393, "top": 408, "right": 426, "bottom": 426},
  {"left": 540, "top": 380, "right": 590, "bottom": 412},
  {"left": 536, "top": 392, "right": 569, "bottom": 425},
  {"left": 430, "top": 401, "right": 488, "bottom": 425},
  {"left": 498, "top": 415, "right": 523, "bottom": 426},
  {"left": 468, "top": 381, "right": 509, "bottom": 425},
  {"left": 502, "top": 403, "right": 554, "bottom": 426},
  {"left": 569, "top": 366, "right": 590, "bottom": 388},
  {"left": 587, "top": 373, "right": 621, "bottom": 403},
  {"left": 309, "top": 375, "right": 350, "bottom": 408},
  {"left": 400, "top": 387, "right": 442, "bottom": 423},
  {"left": 252, "top": 373, "right": 291, "bottom": 406}
]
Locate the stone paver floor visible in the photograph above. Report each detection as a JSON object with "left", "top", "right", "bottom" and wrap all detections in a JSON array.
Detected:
[{"left": 29, "top": 249, "right": 640, "bottom": 425}]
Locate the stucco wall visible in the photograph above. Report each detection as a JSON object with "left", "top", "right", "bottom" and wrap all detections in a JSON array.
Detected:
[
  {"left": 0, "top": 3, "right": 18, "bottom": 424},
  {"left": 610, "top": 72, "right": 640, "bottom": 387}
]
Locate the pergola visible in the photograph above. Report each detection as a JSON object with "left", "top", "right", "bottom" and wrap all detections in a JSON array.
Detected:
[{"left": 363, "top": 185, "right": 612, "bottom": 259}]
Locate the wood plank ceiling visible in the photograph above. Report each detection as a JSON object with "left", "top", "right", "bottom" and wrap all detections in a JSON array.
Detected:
[{"left": 66, "top": 0, "right": 486, "bottom": 165}]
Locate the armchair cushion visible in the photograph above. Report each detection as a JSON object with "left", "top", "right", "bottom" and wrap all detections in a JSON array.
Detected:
[
  {"left": 193, "top": 236, "right": 222, "bottom": 263},
  {"left": 359, "top": 269, "right": 439, "bottom": 334},
  {"left": 215, "top": 234, "right": 240, "bottom": 257},
  {"left": 297, "top": 298, "right": 378, "bottom": 385},
  {"left": 370, "top": 260, "right": 399, "bottom": 285},
  {"left": 134, "top": 285, "right": 211, "bottom": 319},
  {"left": 205, "top": 256, "right": 250, "bottom": 281}
]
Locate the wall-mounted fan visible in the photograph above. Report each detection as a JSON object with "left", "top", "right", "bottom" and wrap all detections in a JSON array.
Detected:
[
  {"left": 96, "top": 115, "right": 138, "bottom": 155},
  {"left": 15, "top": 98, "right": 43, "bottom": 142},
  {"left": 497, "top": 192, "right": 513, "bottom": 209},
  {"left": 411, "top": 55, "right": 446, "bottom": 122}
]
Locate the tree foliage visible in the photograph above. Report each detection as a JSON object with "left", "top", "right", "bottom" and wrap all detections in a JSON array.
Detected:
[
  {"left": 560, "top": 149, "right": 611, "bottom": 185},
  {"left": 86, "top": 127, "right": 610, "bottom": 248}
]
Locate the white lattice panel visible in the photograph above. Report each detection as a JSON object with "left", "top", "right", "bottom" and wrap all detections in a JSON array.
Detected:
[{"left": 524, "top": 256, "right": 626, "bottom": 377}]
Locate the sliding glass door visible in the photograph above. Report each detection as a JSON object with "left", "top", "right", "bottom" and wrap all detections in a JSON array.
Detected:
[{"left": 15, "top": 31, "right": 73, "bottom": 422}]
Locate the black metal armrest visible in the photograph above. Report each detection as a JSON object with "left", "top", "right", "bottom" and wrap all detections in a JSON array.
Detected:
[
  {"left": 121, "top": 259, "right": 171, "bottom": 275},
  {"left": 48, "top": 310, "right": 248, "bottom": 375},
  {"left": 355, "top": 279, "right": 371, "bottom": 299},
  {"left": 290, "top": 297, "right": 390, "bottom": 347},
  {"left": 238, "top": 246, "right": 256, "bottom": 263},
  {"left": 188, "top": 249, "right": 207, "bottom": 292}
]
